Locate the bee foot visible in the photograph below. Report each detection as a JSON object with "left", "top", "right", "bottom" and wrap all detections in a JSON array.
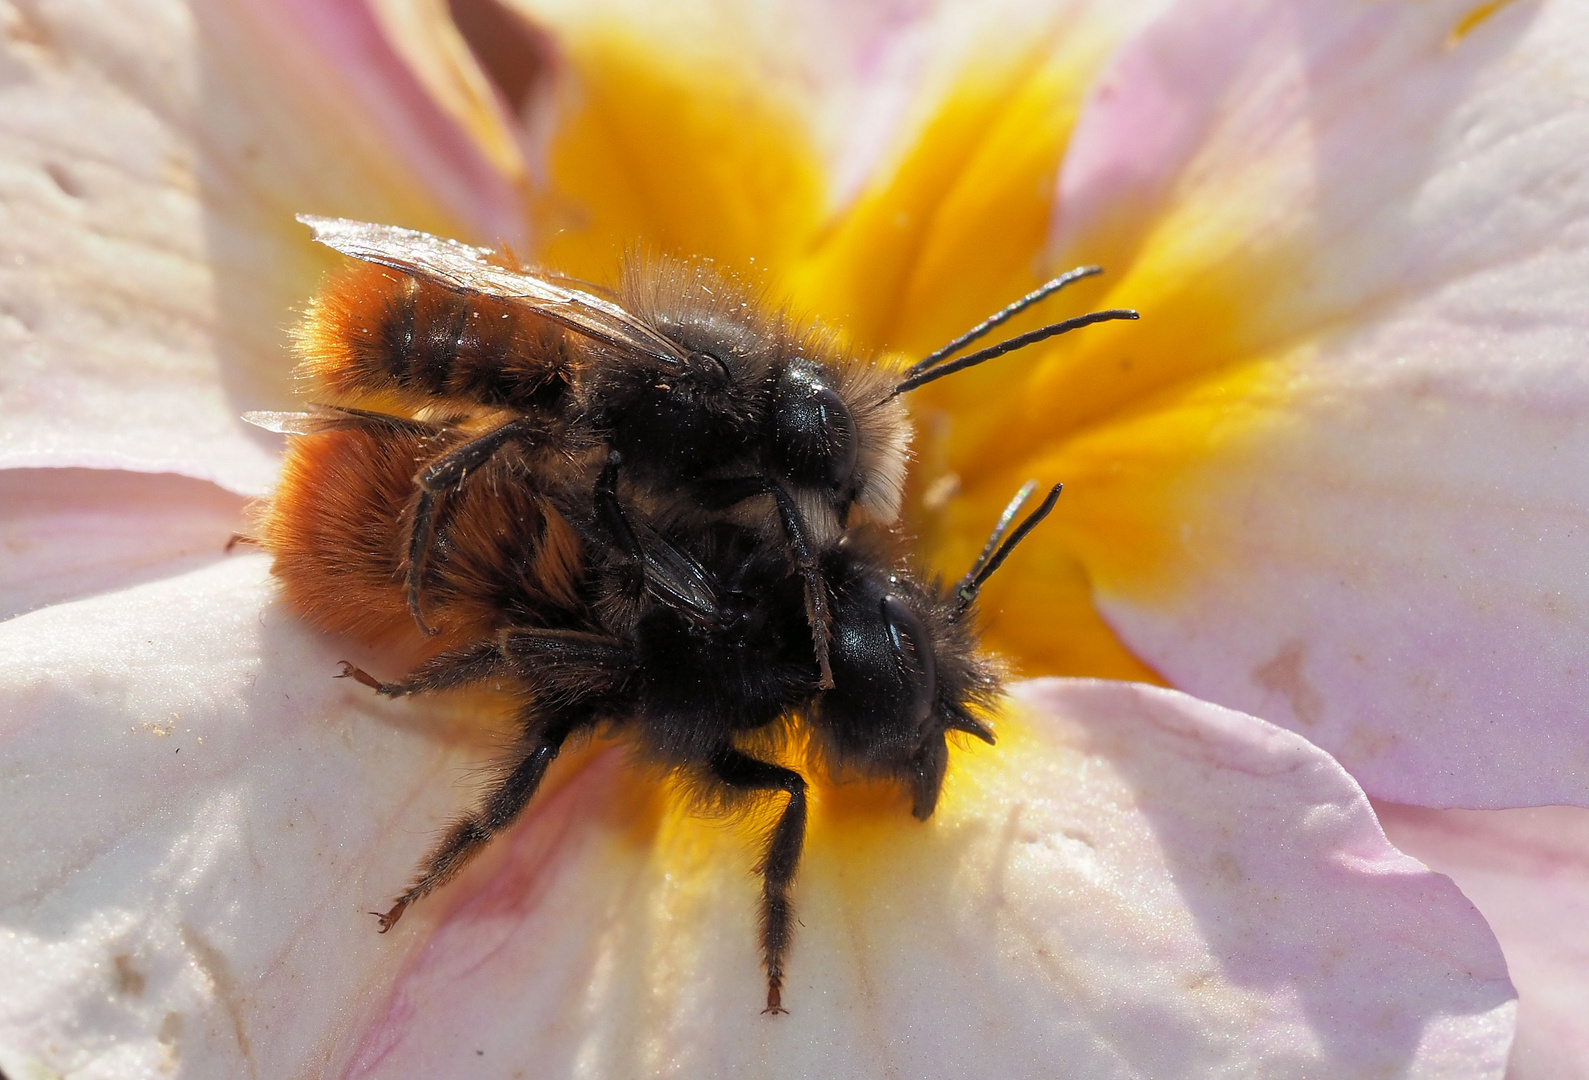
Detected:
[
  {"left": 337, "top": 662, "right": 404, "bottom": 696},
  {"left": 373, "top": 899, "right": 410, "bottom": 933}
]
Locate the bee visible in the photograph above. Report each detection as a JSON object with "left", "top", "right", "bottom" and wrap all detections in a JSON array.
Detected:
[
  {"left": 246, "top": 218, "right": 1133, "bottom": 1011},
  {"left": 265, "top": 216, "right": 1136, "bottom": 686},
  {"left": 249, "top": 364, "right": 1062, "bottom": 1014},
  {"left": 327, "top": 478, "right": 1062, "bottom": 1015}
]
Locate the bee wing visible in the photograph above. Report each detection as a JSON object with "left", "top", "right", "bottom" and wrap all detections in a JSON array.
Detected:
[
  {"left": 299, "top": 216, "right": 687, "bottom": 366},
  {"left": 633, "top": 521, "right": 721, "bottom": 623},
  {"left": 242, "top": 410, "right": 318, "bottom": 435},
  {"left": 242, "top": 406, "right": 443, "bottom": 437}
]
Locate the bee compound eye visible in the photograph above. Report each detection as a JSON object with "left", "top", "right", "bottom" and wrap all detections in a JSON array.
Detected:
[
  {"left": 814, "top": 385, "right": 858, "bottom": 484},
  {"left": 880, "top": 594, "right": 937, "bottom": 727},
  {"left": 774, "top": 365, "right": 859, "bottom": 487}
]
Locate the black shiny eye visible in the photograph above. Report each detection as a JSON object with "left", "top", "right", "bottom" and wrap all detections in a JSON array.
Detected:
[
  {"left": 772, "top": 363, "right": 859, "bottom": 487},
  {"left": 880, "top": 594, "right": 936, "bottom": 727}
]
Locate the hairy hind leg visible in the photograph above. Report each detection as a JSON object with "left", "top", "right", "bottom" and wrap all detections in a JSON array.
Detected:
[
  {"left": 708, "top": 744, "right": 809, "bottom": 1015},
  {"left": 405, "top": 417, "right": 540, "bottom": 635},
  {"left": 337, "top": 640, "right": 504, "bottom": 697},
  {"left": 374, "top": 713, "right": 586, "bottom": 931},
  {"left": 345, "top": 630, "right": 633, "bottom": 931},
  {"left": 339, "top": 627, "right": 634, "bottom": 700}
]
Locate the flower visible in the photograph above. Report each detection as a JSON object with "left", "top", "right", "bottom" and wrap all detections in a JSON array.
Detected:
[{"left": 8, "top": 0, "right": 1582, "bottom": 1074}]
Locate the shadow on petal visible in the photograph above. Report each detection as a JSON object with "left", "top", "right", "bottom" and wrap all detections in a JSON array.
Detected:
[{"left": 1093, "top": 681, "right": 1517, "bottom": 1074}]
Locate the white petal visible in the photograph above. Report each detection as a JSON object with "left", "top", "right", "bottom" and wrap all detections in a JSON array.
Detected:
[
  {"left": 1021, "top": 0, "right": 1589, "bottom": 807},
  {"left": 0, "top": 469, "right": 244, "bottom": 622},
  {"left": 1378, "top": 803, "right": 1589, "bottom": 1080},
  {"left": 333, "top": 680, "right": 1515, "bottom": 1077},
  {"left": 0, "top": 576, "right": 1514, "bottom": 1077},
  {"left": 0, "top": 0, "right": 525, "bottom": 494},
  {"left": 0, "top": 557, "right": 505, "bottom": 1077}
]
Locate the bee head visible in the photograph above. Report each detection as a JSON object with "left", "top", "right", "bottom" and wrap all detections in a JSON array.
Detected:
[
  {"left": 811, "top": 546, "right": 997, "bottom": 803},
  {"left": 811, "top": 483, "right": 1062, "bottom": 817}
]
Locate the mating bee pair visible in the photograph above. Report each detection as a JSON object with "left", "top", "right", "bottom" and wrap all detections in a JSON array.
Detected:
[{"left": 248, "top": 217, "right": 1135, "bottom": 1013}]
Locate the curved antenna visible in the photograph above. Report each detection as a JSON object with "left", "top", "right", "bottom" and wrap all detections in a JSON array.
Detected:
[
  {"left": 905, "top": 266, "right": 1103, "bottom": 377},
  {"left": 954, "top": 482, "right": 1063, "bottom": 614},
  {"left": 959, "top": 480, "right": 1039, "bottom": 589},
  {"left": 894, "top": 309, "right": 1139, "bottom": 396}
]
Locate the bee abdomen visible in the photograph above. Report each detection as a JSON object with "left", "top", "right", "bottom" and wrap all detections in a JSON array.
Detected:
[
  {"left": 261, "top": 422, "right": 585, "bottom": 653},
  {"left": 261, "top": 423, "right": 422, "bottom": 651},
  {"left": 296, "top": 263, "right": 573, "bottom": 415}
]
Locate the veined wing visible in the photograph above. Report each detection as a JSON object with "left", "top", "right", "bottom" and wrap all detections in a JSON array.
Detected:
[
  {"left": 633, "top": 520, "right": 721, "bottom": 624},
  {"left": 299, "top": 216, "right": 687, "bottom": 366},
  {"left": 242, "top": 406, "right": 443, "bottom": 437}
]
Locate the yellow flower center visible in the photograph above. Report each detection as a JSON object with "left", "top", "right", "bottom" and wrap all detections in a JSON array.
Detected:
[{"left": 525, "top": 24, "right": 1267, "bottom": 685}]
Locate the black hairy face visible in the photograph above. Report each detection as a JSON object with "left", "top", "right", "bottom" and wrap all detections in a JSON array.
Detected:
[{"left": 810, "top": 548, "right": 997, "bottom": 777}]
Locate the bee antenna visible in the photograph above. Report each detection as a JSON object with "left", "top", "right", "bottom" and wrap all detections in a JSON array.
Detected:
[
  {"left": 893, "top": 309, "right": 1139, "bottom": 396},
  {"left": 954, "top": 482, "right": 1063, "bottom": 614},
  {"left": 960, "top": 480, "right": 1039, "bottom": 587},
  {"left": 904, "top": 266, "right": 1103, "bottom": 378}
]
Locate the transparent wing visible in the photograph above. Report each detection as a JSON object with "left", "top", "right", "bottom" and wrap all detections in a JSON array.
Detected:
[
  {"left": 242, "top": 406, "right": 444, "bottom": 437},
  {"left": 299, "top": 216, "right": 687, "bottom": 366},
  {"left": 241, "top": 410, "right": 318, "bottom": 435}
]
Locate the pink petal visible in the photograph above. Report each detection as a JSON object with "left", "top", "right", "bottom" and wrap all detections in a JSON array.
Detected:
[
  {"left": 0, "top": 469, "right": 245, "bottom": 622},
  {"left": 0, "top": 575, "right": 1513, "bottom": 1075},
  {"left": 1378, "top": 802, "right": 1589, "bottom": 1080},
  {"left": 0, "top": 556, "right": 516, "bottom": 1078},
  {"left": 1038, "top": 0, "right": 1589, "bottom": 807},
  {"left": 334, "top": 683, "right": 1516, "bottom": 1077},
  {"left": 0, "top": 0, "right": 523, "bottom": 494}
]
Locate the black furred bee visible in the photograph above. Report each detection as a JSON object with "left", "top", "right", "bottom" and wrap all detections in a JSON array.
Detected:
[
  {"left": 245, "top": 215, "right": 1134, "bottom": 1013},
  {"left": 335, "top": 481, "right": 1062, "bottom": 1014},
  {"left": 262, "top": 216, "right": 1135, "bottom": 686}
]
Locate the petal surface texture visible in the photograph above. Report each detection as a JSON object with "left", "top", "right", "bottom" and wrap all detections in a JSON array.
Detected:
[
  {"left": 910, "top": 0, "right": 1589, "bottom": 808},
  {"left": 0, "top": 0, "right": 523, "bottom": 494},
  {"left": 0, "top": 556, "right": 526, "bottom": 1079},
  {"left": 0, "top": 566, "right": 1514, "bottom": 1080},
  {"left": 1379, "top": 803, "right": 1589, "bottom": 1080},
  {"left": 347, "top": 681, "right": 1518, "bottom": 1079},
  {"left": 0, "top": 469, "right": 245, "bottom": 622}
]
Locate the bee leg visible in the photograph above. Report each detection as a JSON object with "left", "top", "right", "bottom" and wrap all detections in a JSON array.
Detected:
[
  {"left": 337, "top": 641, "right": 505, "bottom": 698},
  {"left": 499, "top": 627, "right": 636, "bottom": 704},
  {"left": 376, "top": 712, "right": 586, "bottom": 933},
  {"left": 405, "top": 417, "right": 540, "bottom": 636},
  {"left": 593, "top": 451, "right": 645, "bottom": 597},
  {"left": 708, "top": 745, "right": 809, "bottom": 1015},
  {"left": 765, "top": 480, "right": 835, "bottom": 690}
]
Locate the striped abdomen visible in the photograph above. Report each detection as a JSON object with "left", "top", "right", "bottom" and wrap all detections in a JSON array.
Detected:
[{"left": 294, "top": 262, "right": 575, "bottom": 419}]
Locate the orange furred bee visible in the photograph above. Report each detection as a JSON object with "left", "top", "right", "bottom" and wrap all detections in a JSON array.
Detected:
[
  {"left": 246, "top": 217, "right": 1133, "bottom": 1012},
  {"left": 262, "top": 217, "right": 1136, "bottom": 683}
]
